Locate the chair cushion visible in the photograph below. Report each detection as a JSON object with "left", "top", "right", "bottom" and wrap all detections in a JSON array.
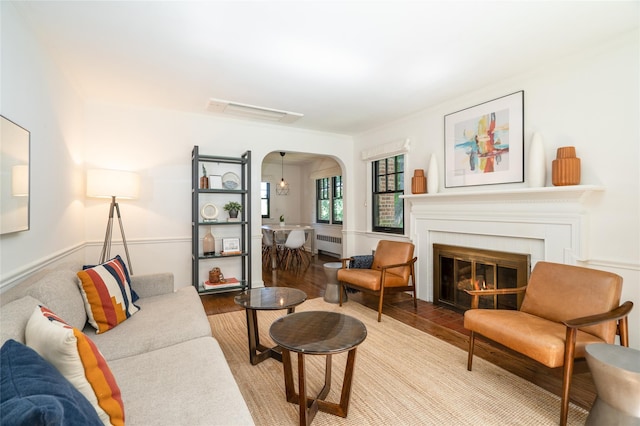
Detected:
[
  {"left": 464, "top": 309, "right": 606, "bottom": 367},
  {"left": 337, "top": 268, "right": 406, "bottom": 291},
  {"left": 76, "top": 255, "right": 140, "bottom": 333},
  {"left": 0, "top": 339, "right": 103, "bottom": 426},
  {"left": 520, "top": 261, "right": 622, "bottom": 341},
  {"left": 25, "top": 305, "right": 125, "bottom": 426}
]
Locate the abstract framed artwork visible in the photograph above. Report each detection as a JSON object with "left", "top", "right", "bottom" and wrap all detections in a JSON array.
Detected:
[{"left": 444, "top": 91, "right": 524, "bottom": 188}]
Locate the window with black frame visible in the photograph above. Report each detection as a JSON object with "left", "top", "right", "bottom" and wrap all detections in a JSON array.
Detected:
[
  {"left": 260, "top": 182, "right": 270, "bottom": 218},
  {"left": 372, "top": 155, "right": 404, "bottom": 234},
  {"left": 332, "top": 176, "right": 343, "bottom": 224},
  {"left": 316, "top": 177, "right": 330, "bottom": 223},
  {"left": 316, "top": 176, "right": 343, "bottom": 224}
]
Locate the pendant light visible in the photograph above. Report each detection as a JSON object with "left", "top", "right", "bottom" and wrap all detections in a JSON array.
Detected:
[{"left": 276, "top": 151, "right": 289, "bottom": 195}]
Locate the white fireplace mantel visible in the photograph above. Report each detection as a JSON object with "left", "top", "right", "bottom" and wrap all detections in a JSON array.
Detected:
[
  {"left": 403, "top": 184, "right": 604, "bottom": 204},
  {"left": 403, "top": 185, "right": 605, "bottom": 302}
]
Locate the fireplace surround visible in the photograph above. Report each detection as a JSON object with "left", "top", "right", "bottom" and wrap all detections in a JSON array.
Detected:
[{"left": 403, "top": 185, "right": 604, "bottom": 302}]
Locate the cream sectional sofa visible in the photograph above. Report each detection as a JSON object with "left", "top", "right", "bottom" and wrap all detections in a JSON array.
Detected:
[{"left": 0, "top": 263, "right": 254, "bottom": 425}]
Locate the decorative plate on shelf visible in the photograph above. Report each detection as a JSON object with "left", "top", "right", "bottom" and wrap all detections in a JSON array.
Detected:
[
  {"left": 200, "top": 203, "right": 219, "bottom": 221},
  {"left": 222, "top": 172, "right": 240, "bottom": 190}
]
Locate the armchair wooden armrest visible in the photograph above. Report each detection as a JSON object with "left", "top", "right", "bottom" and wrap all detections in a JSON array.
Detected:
[
  {"left": 563, "top": 300, "right": 633, "bottom": 329},
  {"left": 339, "top": 257, "right": 354, "bottom": 269},
  {"left": 379, "top": 257, "right": 417, "bottom": 271},
  {"left": 563, "top": 300, "right": 633, "bottom": 347},
  {"left": 465, "top": 286, "right": 527, "bottom": 309}
]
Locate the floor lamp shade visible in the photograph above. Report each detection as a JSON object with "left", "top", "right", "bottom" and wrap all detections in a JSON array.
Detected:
[{"left": 86, "top": 169, "right": 140, "bottom": 199}]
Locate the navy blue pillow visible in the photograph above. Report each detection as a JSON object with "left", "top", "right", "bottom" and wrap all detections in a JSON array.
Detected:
[
  {"left": 0, "top": 339, "right": 102, "bottom": 426},
  {"left": 349, "top": 255, "right": 374, "bottom": 269}
]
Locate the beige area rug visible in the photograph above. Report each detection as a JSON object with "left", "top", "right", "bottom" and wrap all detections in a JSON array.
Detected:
[{"left": 209, "top": 298, "right": 588, "bottom": 425}]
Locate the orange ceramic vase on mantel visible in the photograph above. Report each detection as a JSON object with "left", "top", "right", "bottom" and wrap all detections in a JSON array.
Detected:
[
  {"left": 552, "top": 146, "right": 581, "bottom": 186},
  {"left": 411, "top": 169, "right": 427, "bottom": 194}
]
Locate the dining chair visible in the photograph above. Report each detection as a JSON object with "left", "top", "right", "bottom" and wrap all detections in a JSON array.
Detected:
[
  {"left": 261, "top": 229, "right": 277, "bottom": 268},
  {"left": 279, "top": 229, "right": 310, "bottom": 270}
]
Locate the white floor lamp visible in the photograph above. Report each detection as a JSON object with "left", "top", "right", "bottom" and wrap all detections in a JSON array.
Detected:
[{"left": 86, "top": 169, "right": 140, "bottom": 274}]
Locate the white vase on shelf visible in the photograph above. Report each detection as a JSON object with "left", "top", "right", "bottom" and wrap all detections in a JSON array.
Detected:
[
  {"left": 427, "top": 154, "right": 439, "bottom": 194},
  {"left": 528, "top": 133, "right": 546, "bottom": 187}
]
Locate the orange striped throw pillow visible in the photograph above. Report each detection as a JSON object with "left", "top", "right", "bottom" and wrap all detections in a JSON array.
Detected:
[
  {"left": 25, "top": 305, "right": 125, "bottom": 426},
  {"left": 77, "top": 255, "right": 140, "bottom": 333}
]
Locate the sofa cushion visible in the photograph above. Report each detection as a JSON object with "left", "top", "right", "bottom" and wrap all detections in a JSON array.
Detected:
[
  {"left": 76, "top": 255, "right": 140, "bottom": 333},
  {"left": 87, "top": 286, "right": 212, "bottom": 361},
  {"left": 25, "top": 305, "right": 125, "bottom": 426},
  {"left": 0, "top": 339, "right": 103, "bottom": 426},
  {"left": 0, "top": 296, "right": 41, "bottom": 346},
  {"left": 108, "top": 337, "right": 254, "bottom": 426},
  {"left": 27, "top": 268, "right": 87, "bottom": 330}
]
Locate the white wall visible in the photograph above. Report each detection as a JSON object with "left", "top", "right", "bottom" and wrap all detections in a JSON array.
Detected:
[
  {"left": 1, "top": 2, "right": 86, "bottom": 287},
  {"left": 1, "top": 2, "right": 354, "bottom": 291},
  {"left": 82, "top": 102, "right": 353, "bottom": 288},
  {"left": 352, "top": 29, "right": 640, "bottom": 347}
]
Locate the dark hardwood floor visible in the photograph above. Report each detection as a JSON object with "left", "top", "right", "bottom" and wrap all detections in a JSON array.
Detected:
[{"left": 200, "top": 252, "right": 596, "bottom": 412}]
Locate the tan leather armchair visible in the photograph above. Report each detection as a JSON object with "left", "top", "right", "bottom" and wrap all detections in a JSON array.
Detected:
[
  {"left": 337, "top": 240, "right": 417, "bottom": 322},
  {"left": 464, "top": 261, "right": 633, "bottom": 426}
]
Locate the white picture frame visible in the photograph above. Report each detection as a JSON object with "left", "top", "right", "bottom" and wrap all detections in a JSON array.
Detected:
[
  {"left": 444, "top": 91, "right": 524, "bottom": 188},
  {"left": 208, "top": 175, "right": 223, "bottom": 189},
  {"left": 222, "top": 237, "right": 241, "bottom": 254}
]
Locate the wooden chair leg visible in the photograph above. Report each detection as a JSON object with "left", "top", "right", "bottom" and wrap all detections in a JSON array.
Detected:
[
  {"left": 467, "top": 331, "right": 475, "bottom": 371},
  {"left": 339, "top": 283, "right": 344, "bottom": 307},
  {"left": 411, "top": 266, "right": 417, "bottom": 308},
  {"left": 377, "top": 287, "right": 385, "bottom": 322},
  {"left": 560, "top": 327, "right": 577, "bottom": 426}
]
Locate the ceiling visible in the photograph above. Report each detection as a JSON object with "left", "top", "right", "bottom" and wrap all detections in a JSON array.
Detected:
[{"left": 11, "top": 1, "right": 639, "bottom": 136}]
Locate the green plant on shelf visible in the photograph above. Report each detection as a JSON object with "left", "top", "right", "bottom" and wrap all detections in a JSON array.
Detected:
[
  {"left": 224, "top": 202, "right": 243, "bottom": 212},
  {"left": 279, "top": 214, "right": 285, "bottom": 222}
]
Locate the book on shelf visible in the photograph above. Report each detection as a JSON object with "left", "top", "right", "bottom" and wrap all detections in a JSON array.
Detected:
[
  {"left": 221, "top": 251, "right": 242, "bottom": 256},
  {"left": 203, "top": 277, "right": 240, "bottom": 289}
]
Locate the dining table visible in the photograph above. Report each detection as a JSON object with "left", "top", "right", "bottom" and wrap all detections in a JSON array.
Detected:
[{"left": 261, "top": 224, "right": 316, "bottom": 269}]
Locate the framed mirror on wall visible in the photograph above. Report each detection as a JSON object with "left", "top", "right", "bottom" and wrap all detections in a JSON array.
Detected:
[{"left": 1, "top": 115, "right": 30, "bottom": 234}]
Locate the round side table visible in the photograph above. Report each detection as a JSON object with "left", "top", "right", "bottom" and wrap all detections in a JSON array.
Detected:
[
  {"left": 234, "top": 287, "right": 307, "bottom": 365},
  {"left": 585, "top": 343, "right": 640, "bottom": 425},
  {"left": 323, "top": 262, "right": 347, "bottom": 304}
]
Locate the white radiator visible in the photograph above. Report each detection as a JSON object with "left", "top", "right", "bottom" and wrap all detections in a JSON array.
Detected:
[{"left": 316, "top": 234, "right": 342, "bottom": 257}]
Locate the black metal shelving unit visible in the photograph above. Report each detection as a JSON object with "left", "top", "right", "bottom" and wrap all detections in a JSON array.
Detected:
[{"left": 191, "top": 146, "right": 251, "bottom": 294}]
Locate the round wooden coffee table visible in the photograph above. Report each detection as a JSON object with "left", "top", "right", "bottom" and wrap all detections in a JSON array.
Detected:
[
  {"left": 269, "top": 311, "right": 367, "bottom": 425},
  {"left": 234, "top": 287, "right": 307, "bottom": 365}
]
